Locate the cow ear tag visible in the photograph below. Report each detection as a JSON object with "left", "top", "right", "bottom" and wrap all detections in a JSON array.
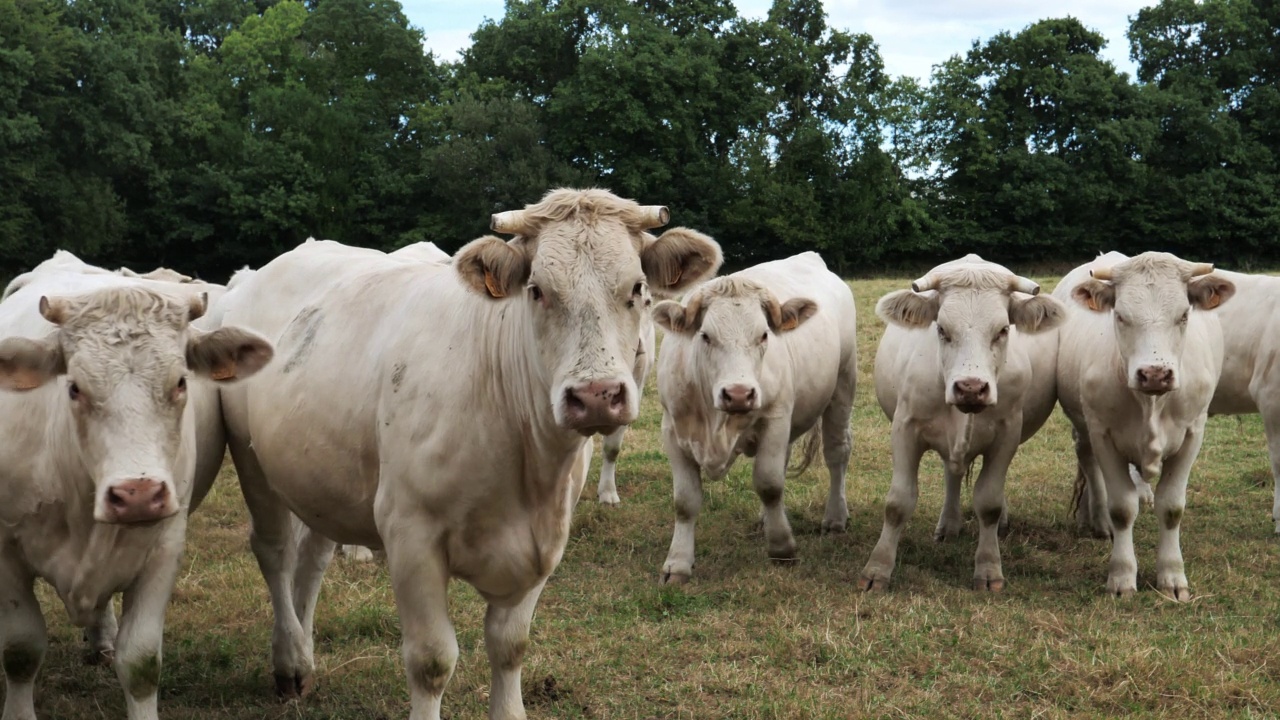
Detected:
[{"left": 484, "top": 270, "right": 506, "bottom": 299}]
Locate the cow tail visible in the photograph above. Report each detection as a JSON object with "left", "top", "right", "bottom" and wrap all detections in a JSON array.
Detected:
[
  {"left": 1070, "top": 457, "right": 1087, "bottom": 515},
  {"left": 787, "top": 419, "right": 824, "bottom": 478}
]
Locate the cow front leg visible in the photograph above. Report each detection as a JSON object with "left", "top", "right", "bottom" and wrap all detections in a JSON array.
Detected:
[
  {"left": 230, "top": 438, "right": 312, "bottom": 698},
  {"left": 114, "top": 532, "right": 185, "bottom": 720},
  {"left": 753, "top": 426, "right": 796, "bottom": 562},
  {"left": 1093, "top": 436, "right": 1139, "bottom": 597},
  {"left": 660, "top": 420, "right": 703, "bottom": 585},
  {"left": 1153, "top": 426, "right": 1204, "bottom": 602},
  {"left": 1, "top": 560, "right": 44, "bottom": 720},
  {"left": 860, "top": 417, "right": 925, "bottom": 591},
  {"left": 485, "top": 580, "right": 547, "bottom": 720},
  {"left": 83, "top": 598, "right": 118, "bottom": 666},
  {"left": 972, "top": 431, "right": 1019, "bottom": 592},
  {"left": 382, "top": 527, "right": 456, "bottom": 720},
  {"left": 597, "top": 426, "right": 625, "bottom": 506}
]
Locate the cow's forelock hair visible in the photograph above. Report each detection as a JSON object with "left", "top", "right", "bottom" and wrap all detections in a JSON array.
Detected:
[
  {"left": 932, "top": 266, "right": 1023, "bottom": 293},
  {"left": 1105, "top": 252, "right": 1197, "bottom": 285},
  {"left": 55, "top": 288, "right": 193, "bottom": 384},
  {"left": 688, "top": 277, "right": 771, "bottom": 304}
]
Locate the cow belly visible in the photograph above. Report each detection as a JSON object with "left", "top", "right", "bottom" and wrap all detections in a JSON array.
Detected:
[{"left": 253, "top": 444, "right": 382, "bottom": 546}]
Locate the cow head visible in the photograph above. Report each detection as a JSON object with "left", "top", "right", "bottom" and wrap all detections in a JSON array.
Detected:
[
  {"left": 653, "top": 278, "right": 817, "bottom": 415},
  {"left": 0, "top": 287, "right": 273, "bottom": 523},
  {"left": 877, "top": 255, "right": 1066, "bottom": 413},
  {"left": 1071, "top": 252, "right": 1235, "bottom": 395},
  {"left": 455, "top": 188, "right": 721, "bottom": 436}
]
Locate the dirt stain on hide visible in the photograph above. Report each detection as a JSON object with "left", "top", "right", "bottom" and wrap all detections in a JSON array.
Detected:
[
  {"left": 282, "top": 306, "right": 323, "bottom": 374},
  {"left": 391, "top": 361, "right": 407, "bottom": 391}
]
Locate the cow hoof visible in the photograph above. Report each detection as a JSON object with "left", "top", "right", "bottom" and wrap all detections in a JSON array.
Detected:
[
  {"left": 1108, "top": 585, "right": 1137, "bottom": 599},
  {"left": 1159, "top": 585, "right": 1192, "bottom": 602},
  {"left": 597, "top": 492, "right": 621, "bottom": 507},
  {"left": 821, "top": 519, "right": 848, "bottom": 534},
  {"left": 974, "top": 577, "right": 1005, "bottom": 593},
  {"left": 858, "top": 575, "right": 889, "bottom": 592},
  {"left": 659, "top": 571, "right": 690, "bottom": 586},
  {"left": 274, "top": 672, "right": 314, "bottom": 699},
  {"left": 932, "top": 525, "right": 960, "bottom": 543},
  {"left": 83, "top": 648, "right": 114, "bottom": 667},
  {"left": 767, "top": 542, "right": 797, "bottom": 562}
]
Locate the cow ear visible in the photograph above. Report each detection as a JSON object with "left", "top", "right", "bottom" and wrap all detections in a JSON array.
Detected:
[
  {"left": 767, "top": 297, "right": 818, "bottom": 333},
  {"left": 1009, "top": 294, "right": 1067, "bottom": 334},
  {"left": 0, "top": 335, "right": 65, "bottom": 391},
  {"left": 455, "top": 235, "right": 531, "bottom": 300},
  {"left": 641, "top": 228, "right": 722, "bottom": 298},
  {"left": 1188, "top": 274, "right": 1235, "bottom": 310},
  {"left": 187, "top": 292, "right": 208, "bottom": 322},
  {"left": 876, "top": 289, "right": 938, "bottom": 328},
  {"left": 1071, "top": 280, "right": 1114, "bottom": 313},
  {"left": 187, "top": 326, "right": 274, "bottom": 383},
  {"left": 652, "top": 299, "right": 702, "bottom": 335}
]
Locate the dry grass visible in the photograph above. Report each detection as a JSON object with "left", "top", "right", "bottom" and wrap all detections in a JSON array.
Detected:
[{"left": 22, "top": 274, "right": 1280, "bottom": 719}]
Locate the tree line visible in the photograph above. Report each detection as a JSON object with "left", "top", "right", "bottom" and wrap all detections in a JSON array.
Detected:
[{"left": 2, "top": 0, "right": 1277, "bottom": 280}]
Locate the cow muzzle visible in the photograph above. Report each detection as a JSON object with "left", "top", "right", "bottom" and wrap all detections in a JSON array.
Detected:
[
  {"left": 715, "top": 383, "right": 759, "bottom": 415},
  {"left": 561, "top": 380, "right": 632, "bottom": 435},
  {"left": 96, "top": 477, "right": 179, "bottom": 524},
  {"left": 950, "top": 377, "right": 992, "bottom": 414},
  {"left": 1134, "top": 365, "right": 1176, "bottom": 395}
]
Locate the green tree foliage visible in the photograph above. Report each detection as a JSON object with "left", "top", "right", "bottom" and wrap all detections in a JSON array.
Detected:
[{"left": 2, "top": 0, "right": 1280, "bottom": 278}]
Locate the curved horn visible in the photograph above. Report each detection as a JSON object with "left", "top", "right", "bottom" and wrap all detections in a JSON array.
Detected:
[
  {"left": 910, "top": 273, "right": 939, "bottom": 293},
  {"left": 490, "top": 210, "right": 530, "bottom": 235},
  {"left": 1187, "top": 261, "right": 1214, "bottom": 277},
  {"left": 1089, "top": 266, "right": 1114, "bottom": 281},
  {"left": 637, "top": 205, "right": 670, "bottom": 230},
  {"left": 1009, "top": 275, "right": 1040, "bottom": 295}
]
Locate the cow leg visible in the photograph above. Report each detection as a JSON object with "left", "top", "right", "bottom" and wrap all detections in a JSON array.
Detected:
[
  {"left": 1, "top": 560, "right": 44, "bottom": 720},
  {"left": 597, "top": 426, "right": 625, "bottom": 507},
  {"left": 754, "top": 426, "right": 796, "bottom": 562},
  {"left": 1072, "top": 429, "right": 1112, "bottom": 539},
  {"left": 1153, "top": 427, "right": 1203, "bottom": 602},
  {"left": 230, "top": 438, "right": 312, "bottom": 698},
  {"left": 972, "top": 433, "right": 1019, "bottom": 592},
  {"left": 83, "top": 598, "right": 118, "bottom": 666},
  {"left": 661, "top": 421, "right": 703, "bottom": 585},
  {"left": 1093, "top": 437, "right": 1140, "bottom": 597},
  {"left": 819, "top": 363, "right": 855, "bottom": 533},
  {"left": 382, "top": 528, "right": 456, "bottom": 720},
  {"left": 1261, "top": 408, "right": 1280, "bottom": 534},
  {"left": 860, "top": 419, "right": 925, "bottom": 591},
  {"left": 114, "top": 528, "right": 185, "bottom": 720},
  {"left": 485, "top": 580, "right": 546, "bottom": 720},
  {"left": 933, "top": 466, "right": 964, "bottom": 542},
  {"left": 291, "top": 522, "right": 338, "bottom": 667}
]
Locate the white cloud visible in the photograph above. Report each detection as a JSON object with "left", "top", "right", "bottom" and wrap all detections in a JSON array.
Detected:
[{"left": 410, "top": 0, "right": 1158, "bottom": 79}]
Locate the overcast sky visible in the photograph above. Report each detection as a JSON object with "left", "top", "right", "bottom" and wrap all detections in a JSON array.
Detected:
[{"left": 407, "top": 0, "right": 1158, "bottom": 81}]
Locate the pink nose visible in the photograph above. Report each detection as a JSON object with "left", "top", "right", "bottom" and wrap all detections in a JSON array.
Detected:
[
  {"left": 1135, "top": 365, "right": 1175, "bottom": 394},
  {"left": 952, "top": 377, "right": 991, "bottom": 412},
  {"left": 718, "top": 384, "right": 758, "bottom": 414},
  {"left": 563, "top": 380, "right": 629, "bottom": 431},
  {"left": 102, "top": 479, "right": 175, "bottom": 523}
]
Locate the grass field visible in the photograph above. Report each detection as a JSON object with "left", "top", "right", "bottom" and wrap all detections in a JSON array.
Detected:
[{"left": 24, "top": 274, "right": 1280, "bottom": 719}]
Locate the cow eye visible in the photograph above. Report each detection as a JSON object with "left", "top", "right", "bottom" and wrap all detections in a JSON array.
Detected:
[
  {"left": 994, "top": 326, "right": 1009, "bottom": 343},
  {"left": 68, "top": 382, "right": 80, "bottom": 401},
  {"left": 760, "top": 332, "right": 768, "bottom": 344},
  {"left": 177, "top": 376, "right": 187, "bottom": 392},
  {"left": 528, "top": 284, "right": 543, "bottom": 303},
  {"left": 1115, "top": 313, "right": 1126, "bottom": 324},
  {"left": 936, "top": 325, "right": 951, "bottom": 343},
  {"left": 700, "top": 331, "right": 712, "bottom": 345},
  {"left": 1179, "top": 310, "right": 1189, "bottom": 324}
]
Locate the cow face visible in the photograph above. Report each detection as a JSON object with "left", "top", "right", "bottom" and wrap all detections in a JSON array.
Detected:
[
  {"left": 653, "top": 279, "right": 817, "bottom": 415},
  {"left": 455, "top": 189, "right": 721, "bottom": 436},
  {"left": 1072, "top": 252, "right": 1235, "bottom": 395},
  {"left": 878, "top": 260, "right": 1066, "bottom": 413},
  {"left": 0, "top": 287, "right": 273, "bottom": 523}
]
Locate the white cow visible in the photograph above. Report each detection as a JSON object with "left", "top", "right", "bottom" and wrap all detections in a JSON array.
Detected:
[
  {"left": 651, "top": 252, "right": 856, "bottom": 584},
  {"left": 217, "top": 188, "right": 721, "bottom": 719},
  {"left": 1200, "top": 270, "right": 1280, "bottom": 534},
  {"left": 0, "top": 261, "right": 272, "bottom": 720},
  {"left": 860, "top": 255, "right": 1066, "bottom": 592},
  {"left": 1056, "top": 251, "right": 1235, "bottom": 600}
]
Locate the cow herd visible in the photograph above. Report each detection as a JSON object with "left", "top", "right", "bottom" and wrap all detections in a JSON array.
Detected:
[{"left": 0, "top": 187, "right": 1273, "bottom": 719}]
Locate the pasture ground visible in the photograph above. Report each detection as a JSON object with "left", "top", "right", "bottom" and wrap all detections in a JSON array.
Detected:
[{"left": 24, "top": 275, "right": 1280, "bottom": 718}]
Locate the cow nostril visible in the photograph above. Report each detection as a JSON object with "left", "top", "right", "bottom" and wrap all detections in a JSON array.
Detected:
[
  {"left": 565, "top": 389, "right": 586, "bottom": 413},
  {"left": 745, "top": 388, "right": 757, "bottom": 402},
  {"left": 107, "top": 489, "right": 128, "bottom": 508}
]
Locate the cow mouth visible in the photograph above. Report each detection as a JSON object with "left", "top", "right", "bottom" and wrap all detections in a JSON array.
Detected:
[
  {"left": 954, "top": 402, "right": 989, "bottom": 414},
  {"left": 575, "top": 425, "right": 618, "bottom": 437}
]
